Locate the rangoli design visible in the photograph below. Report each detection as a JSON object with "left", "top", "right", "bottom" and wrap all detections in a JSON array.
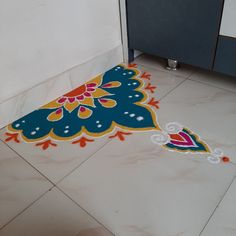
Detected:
[{"left": 4, "top": 64, "right": 230, "bottom": 164}]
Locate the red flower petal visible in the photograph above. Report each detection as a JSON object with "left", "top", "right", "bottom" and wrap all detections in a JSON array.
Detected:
[
  {"left": 84, "top": 92, "right": 91, "bottom": 97},
  {"left": 57, "top": 97, "right": 67, "bottom": 103},
  {"left": 76, "top": 95, "right": 84, "bottom": 100},
  {"left": 86, "top": 83, "right": 96, "bottom": 88},
  {"left": 68, "top": 97, "right": 75, "bottom": 103},
  {"left": 79, "top": 106, "right": 86, "bottom": 112}
]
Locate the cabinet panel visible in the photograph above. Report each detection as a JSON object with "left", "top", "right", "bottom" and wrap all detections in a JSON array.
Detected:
[
  {"left": 214, "top": 36, "right": 236, "bottom": 77},
  {"left": 127, "top": 0, "right": 224, "bottom": 69}
]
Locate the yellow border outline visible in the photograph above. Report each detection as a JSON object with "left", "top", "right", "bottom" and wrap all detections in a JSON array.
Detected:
[{"left": 7, "top": 64, "right": 161, "bottom": 143}]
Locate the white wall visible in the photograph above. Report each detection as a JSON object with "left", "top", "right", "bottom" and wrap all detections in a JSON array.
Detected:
[
  {"left": 220, "top": 0, "right": 236, "bottom": 38},
  {"left": 0, "top": 0, "right": 122, "bottom": 103}
]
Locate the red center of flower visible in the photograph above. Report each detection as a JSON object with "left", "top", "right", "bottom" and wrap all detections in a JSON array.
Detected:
[{"left": 64, "top": 85, "right": 86, "bottom": 97}]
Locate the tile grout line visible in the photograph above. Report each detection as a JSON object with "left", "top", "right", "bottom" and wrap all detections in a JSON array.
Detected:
[
  {"left": 188, "top": 77, "right": 236, "bottom": 95},
  {"left": 55, "top": 186, "right": 115, "bottom": 236},
  {"left": 0, "top": 139, "right": 56, "bottom": 187},
  {"left": 199, "top": 174, "right": 236, "bottom": 236},
  {"left": 0, "top": 138, "right": 114, "bottom": 233},
  {"left": 158, "top": 77, "right": 189, "bottom": 102},
  {"left": 0, "top": 188, "right": 53, "bottom": 231},
  {"left": 55, "top": 139, "right": 113, "bottom": 185}
]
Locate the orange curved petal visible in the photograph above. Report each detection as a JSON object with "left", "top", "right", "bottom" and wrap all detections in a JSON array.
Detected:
[
  {"left": 77, "top": 106, "right": 93, "bottom": 119},
  {"left": 47, "top": 108, "right": 63, "bottom": 122},
  {"left": 98, "top": 98, "right": 117, "bottom": 108},
  {"left": 101, "top": 81, "right": 121, "bottom": 88}
]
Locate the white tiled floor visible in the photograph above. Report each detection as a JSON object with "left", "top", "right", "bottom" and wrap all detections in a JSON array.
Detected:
[{"left": 0, "top": 54, "right": 236, "bottom": 235}]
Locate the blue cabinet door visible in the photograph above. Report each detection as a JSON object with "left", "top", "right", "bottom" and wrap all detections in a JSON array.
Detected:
[{"left": 127, "top": 0, "right": 224, "bottom": 69}]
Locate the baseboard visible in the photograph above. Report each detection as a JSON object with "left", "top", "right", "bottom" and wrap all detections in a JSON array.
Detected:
[{"left": 0, "top": 45, "right": 123, "bottom": 129}]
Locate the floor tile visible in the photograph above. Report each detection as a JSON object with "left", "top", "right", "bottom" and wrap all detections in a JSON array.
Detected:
[
  {"left": 189, "top": 69, "right": 236, "bottom": 93},
  {"left": 137, "top": 64, "right": 186, "bottom": 100},
  {"left": 201, "top": 176, "right": 236, "bottom": 236},
  {"left": 0, "top": 187, "right": 113, "bottom": 236},
  {"left": 158, "top": 79, "right": 236, "bottom": 164},
  {"left": 135, "top": 54, "right": 194, "bottom": 78},
  {"left": 0, "top": 63, "right": 186, "bottom": 184},
  {"left": 58, "top": 132, "right": 236, "bottom": 236},
  {"left": 0, "top": 141, "right": 52, "bottom": 228},
  {"left": 0, "top": 129, "right": 110, "bottom": 184}
]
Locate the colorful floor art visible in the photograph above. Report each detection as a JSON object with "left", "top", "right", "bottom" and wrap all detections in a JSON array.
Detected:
[{"left": 4, "top": 64, "right": 230, "bottom": 164}]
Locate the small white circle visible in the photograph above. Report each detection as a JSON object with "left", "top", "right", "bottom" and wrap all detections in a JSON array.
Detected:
[
  {"left": 31, "top": 131, "right": 36, "bottom": 135},
  {"left": 128, "top": 72, "right": 133, "bottom": 74},
  {"left": 97, "top": 124, "right": 102, "bottom": 128},
  {"left": 151, "top": 132, "right": 170, "bottom": 145},
  {"left": 21, "top": 120, "right": 25, "bottom": 123},
  {"left": 96, "top": 121, "right": 100, "bottom": 124},
  {"left": 212, "top": 148, "right": 224, "bottom": 158},
  {"left": 128, "top": 95, "right": 132, "bottom": 98},
  {"left": 128, "top": 83, "right": 131, "bottom": 86},
  {"left": 35, "top": 127, "right": 40, "bottom": 131},
  {"left": 133, "top": 82, "right": 137, "bottom": 85},
  {"left": 137, "top": 116, "right": 144, "bottom": 121},
  {"left": 123, "top": 73, "right": 127, "bottom": 75},
  {"left": 135, "top": 94, "right": 139, "bottom": 97},
  {"left": 117, "top": 66, "right": 121, "bottom": 69},
  {"left": 165, "top": 122, "right": 183, "bottom": 134},
  {"left": 124, "top": 112, "right": 129, "bottom": 115},
  {"left": 115, "top": 69, "right": 118, "bottom": 71},
  {"left": 129, "top": 113, "right": 135, "bottom": 117},
  {"left": 64, "top": 130, "right": 69, "bottom": 134},
  {"left": 65, "top": 125, "right": 69, "bottom": 129},
  {"left": 15, "top": 124, "right": 20, "bottom": 128},
  {"left": 207, "top": 156, "right": 221, "bottom": 164}
]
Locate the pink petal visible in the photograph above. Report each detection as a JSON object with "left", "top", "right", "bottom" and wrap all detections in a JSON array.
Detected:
[
  {"left": 87, "top": 88, "right": 95, "bottom": 92},
  {"left": 76, "top": 95, "right": 84, "bottom": 100},
  {"left": 79, "top": 106, "right": 86, "bottom": 112},
  {"left": 101, "top": 83, "right": 112, "bottom": 88},
  {"left": 99, "top": 98, "right": 108, "bottom": 103},
  {"left": 55, "top": 108, "right": 62, "bottom": 114},
  {"left": 68, "top": 97, "right": 75, "bottom": 103},
  {"left": 87, "top": 83, "right": 96, "bottom": 87},
  {"left": 84, "top": 92, "right": 91, "bottom": 97},
  {"left": 57, "top": 97, "right": 67, "bottom": 103}
]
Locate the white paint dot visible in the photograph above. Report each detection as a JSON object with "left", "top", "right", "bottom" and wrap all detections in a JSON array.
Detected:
[
  {"left": 128, "top": 95, "right": 132, "bottom": 98},
  {"left": 137, "top": 116, "right": 144, "bottom": 121},
  {"left": 123, "top": 73, "right": 127, "bottom": 75},
  {"left": 96, "top": 121, "right": 100, "bottom": 124},
  {"left": 124, "top": 111, "right": 129, "bottom": 115},
  {"left": 97, "top": 124, "right": 102, "bottom": 128},
  {"left": 115, "top": 69, "right": 118, "bottom": 71},
  {"left": 36, "top": 127, "right": 40, "bottom": 131},
  {"left": 129, "top": 113, "right": 135, "bottom": 117},
  {"left": 128, "top": 72, "right": 133, "bottom": 74},
  {"left": 133, "top": 82, "right": 137, "bottom": 85},
  {"left": 128, "top": 83, "right": 131, "bottom": 86},
  {"left": 21, "top": 120, "right": 25, "bottom": 123},
  {"left": 64, "top": 130, "right": 69, "bottom": 134},
  {"left": 65, "top": 125, "right": 69, "bottom": 129},
  {"left": 31, "top": 131, "right": 36, "bottom": 135},
  {"left": 135, "top": 94, "right": 139, "bottom": 97},
  {"left": 117, "top": 66, "right": 121, "bottom": 69},
  {"left": 15, "top": 124, "right": 20, "bottom": 128}
]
